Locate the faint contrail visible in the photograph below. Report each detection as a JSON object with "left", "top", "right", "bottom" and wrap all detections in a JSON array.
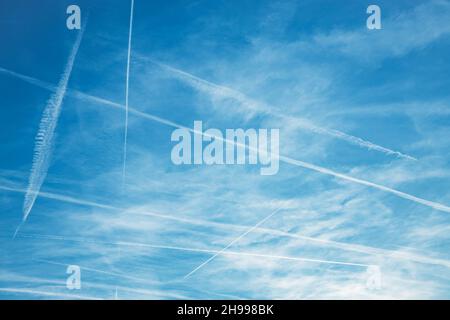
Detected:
[
  {"left": 16, "top": 233, "right": 371, "bottom": 268},
  {"left": 3, "top": 183, "right": 450, "bottom": 269},
  {"left": 1, "top": 68, "right": 450, "bottom": 214},
  {"left": 19, "top": 24, "right": 86, "bottom": 229},
  {"left": 184, "top": 206, "right": 285, "bottom": 278},
  {"left": 147, "top": 59, "right": 416, "bottom": 161},
  {"left": 0, "top": 185, "right": 114, "bottom": 210},
  {"left": 122, "top": 0, "right": 135, "bottom": 186},
  {"left": 0, "top": 288, "right": 102, "bottom": 300},
  {"left": 0, "top": 268, "right": 186, "bottom": 299},
  {"left": 34, "top": 258, "right": 157, "bottom": 285}
]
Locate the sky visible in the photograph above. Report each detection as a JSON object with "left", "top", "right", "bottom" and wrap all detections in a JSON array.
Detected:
[{"left": 0, "top": 0, "right": 450, "bottom": 299}]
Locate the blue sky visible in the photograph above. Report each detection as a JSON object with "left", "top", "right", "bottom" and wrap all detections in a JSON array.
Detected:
[{"left": 1, "top": 0, "right": 450, "bottom": 299}]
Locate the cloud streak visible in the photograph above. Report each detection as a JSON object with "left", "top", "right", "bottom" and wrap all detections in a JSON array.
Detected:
[
  {"left": 122, "top": 0, "right": 135, "bottom": 186},
  {"left": 147, "top": 59, "right": 416, "bottom": 161},
  {"left": 313, "top": 0, "right": 450, "bottom": 61},
  {"left": 1, "top": 68, "right": 449, "bottom": 214},
  {"left": 0, "top": 287, "right": 102, "bottom": 300},
  {"left": 19, "top": 25, "right": 86, "bottom": 227},
  {"left": 16, "top": 233, "right": 372, "bottom": 269},
  {"left": 184, "top": 206, "right": 285, "bottom": 278},
  {"left": 2, "top": 182, "right": 450, "bottom": 270}
]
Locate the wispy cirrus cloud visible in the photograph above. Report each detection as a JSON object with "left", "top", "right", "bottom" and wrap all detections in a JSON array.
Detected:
[
  {"left": 146, "top": 58, "right": 416, "bottom": 160},
  {"left": 313, "top": 1, "right": 450, "bottom": 61},
  {"left": 1, "top": 0, "right": 450, "bottom": 300},
  {"left": 3, "top": 68, "right": 450, "bottom": 213}
]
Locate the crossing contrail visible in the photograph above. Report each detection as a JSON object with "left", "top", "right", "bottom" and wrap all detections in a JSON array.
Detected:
[
  {"left": 122, "top": 0, "right": 135, "bottom": 186},
  {"left": 3, "top": 183, "right": 450, "bottom": 269},
  {"left": 147, "top": 59, "right": 416, "bottom": 161},
  {"left": 184, "top": 206, "right": 285, "bottom": 278},
  {"left": 1, "top": 68, "right": 449, "bottom": 214},
  {"left": 16, "top": 233, "right": 372, "bottom": 269},
  {"left": 19, "top": 24, "right": 86, "bottom": 230}
]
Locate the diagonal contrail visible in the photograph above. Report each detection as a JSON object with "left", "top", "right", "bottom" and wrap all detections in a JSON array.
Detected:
[
  {"left": 0, "top": 288, "right": 102, "bottom": 300},
  {"left": 0, "top": 272, "right": 186, "bottom": 299},
  {"left": 184, "top": 206, "right": 285, "bottom": 278},
  {"left": 34, "top": 258, "right": 157, "bottom": 284},
  {"left": 147, "top": 59, "right": 416, "bottom": 161},
  {"left": 19, "top": 24, "right": 86, "bottom": 230},
  {"left": 1, "top": 68, "right": 449, "bottom": 214},
  {"left": 3, "top": 183, "right": 450, "bottom": 269},
  {"left": 16, "top": 233, "right": 372, "bottom": 269},
  {"left": 122, "top": 0, "right": 135, "bottom": 186}
]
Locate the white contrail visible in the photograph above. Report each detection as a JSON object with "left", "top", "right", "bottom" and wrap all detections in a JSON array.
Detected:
[
  {"left": 20, "top": 25, "right": 86, "bottom": 226},
  {"left": 0, "top": 185, "right": 114, "bottom": 210},
  {"left": 0, "top": 67, "right": 56, "bottom": 92},
  {"left": 16, "top": 233, "right": 371, "bottom": 268},
  {"left": 147, "top": 59, "right": 416, "bottom": 161},
  {"left": 119, "top": 110, "right": 450, "bottom": 213},
  {"left": 3, "top": 183, "right": 450, "bottom": 269},
  {"left": 122, "top": 4, "right": 136, "bottom": 295},
  {"left": 0, "top": 269, "right": 187, "bottom": 299},
  {"left": 1, "top": 68, "right": 449, "bottom": 214},
  {"left": 34, "top": 258, "right": 157, "bottom": 284},
  {"left": 184, "top": 206, "right": 285, "bottom": 278},
  {"left": 0, "top": 275, "right": 184, "bottom": 299},
  {"left": 0, "top": 288, "right": 102, "bottom": 300},
  {"left": 122, "top": 0, "right": 134, "bottom": 186}
]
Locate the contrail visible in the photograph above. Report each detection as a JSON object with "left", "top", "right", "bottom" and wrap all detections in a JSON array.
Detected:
[
  {"left": 147, "top": 59, "right": 416, "bottom": 161},
  {"left": 0, "top": 288, "right": 102, "bottom": 300},
  {"left": 19, "top": 24, "right": 86, "bottom": 228},
  {"left": 1, "top": 68, "right": 449, "bottom": 214},
  {"left": 34, "top": 258, "right": 157, "bottom": 285},
  {"left": 3, "top": 183, "right": 450, "bottom": 269},
  {"left": 2, "top": 264, "right": 237, "bottom": 299},
  {"left": 122, "top": 0, "right": 135, "bottom": 186},
  {"left": 0, "top": 270, "right": 186, "bottom": 299},
  {"left": 0, "top": 185, "right": 114, "bottom": 210},
  {"left": 16, "top": 233, "right": 372, "bottom": 268},
  {"left": 117, "top": 108, "right": 450, "bottom": 213},
  {"left": 116, "top": 2, "right": 135, "bottom": 295},
  {"left": 184, "top": 206, "right": 285, "bottom": 278}
]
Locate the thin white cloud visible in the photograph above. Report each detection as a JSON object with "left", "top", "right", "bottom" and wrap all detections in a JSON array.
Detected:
[
  {"left": 20, "top": 25, "right": 86, "bottom": 226},
  {"left": 122, "top": 0, "right": 135, "bottom": 186},
  {"left": 34, "top": 258, "right": 156, "bottom": 285},
  {"left": 3, "top": 181, "right": 450, "bottom": 270},
  {"left": 146, "top": 58, "right": 416, "bottom": 160},
  {"left": 184, "top": 206, "right": 285, "bottom": 278},
  {"left": 313, "top": 0, "right": 450, "bottom": 61},
  {"left": 17, "top": 233, "right": 372, "bottom": 269},
  {"left": 1, "top": 68, "right": 449, "bottom": 214},
  {"left": 0, "top": 287, "right": 102, "bottom": 300}
]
